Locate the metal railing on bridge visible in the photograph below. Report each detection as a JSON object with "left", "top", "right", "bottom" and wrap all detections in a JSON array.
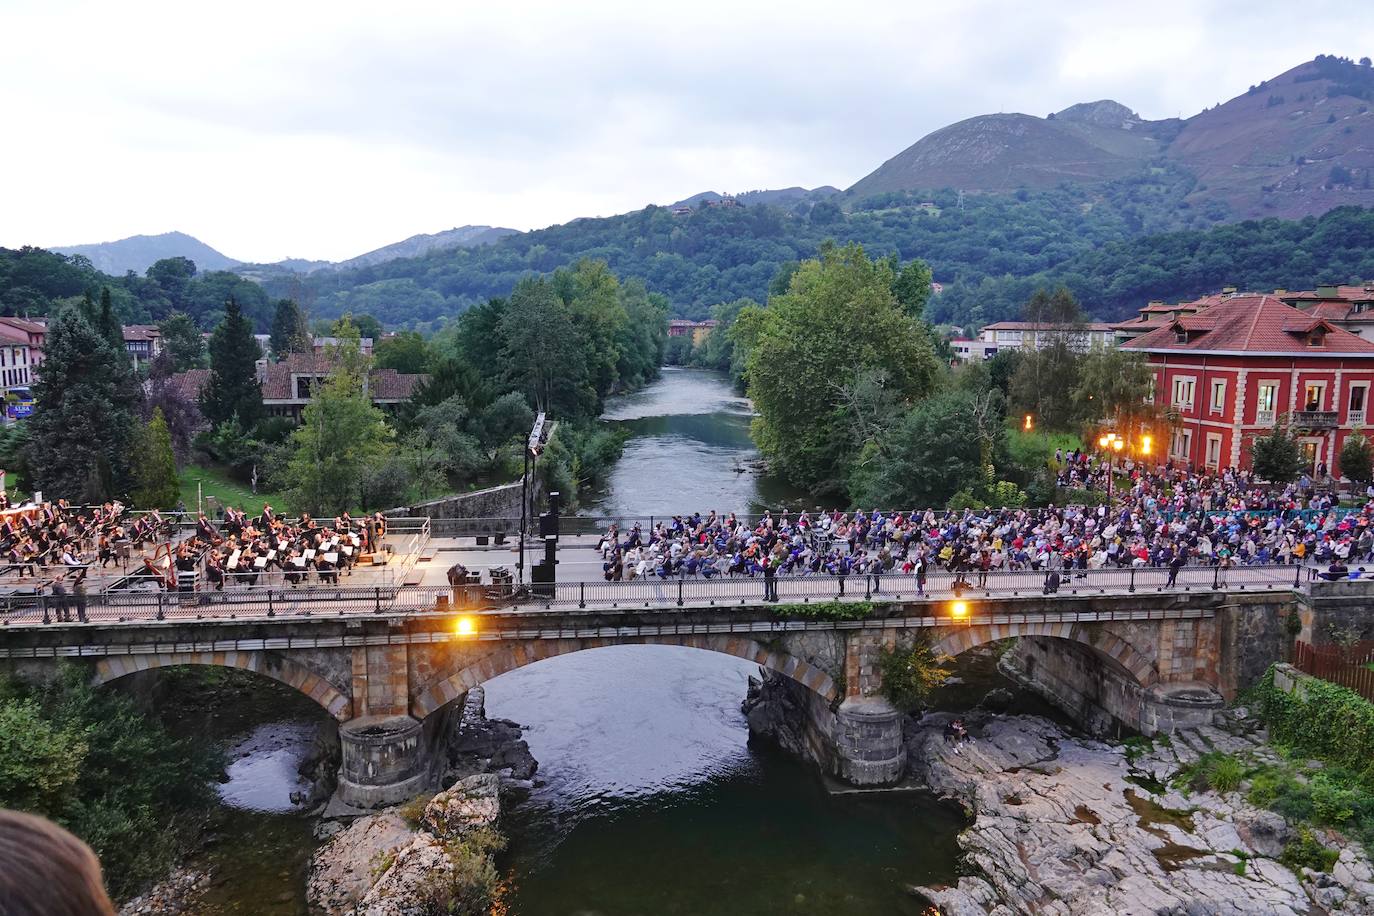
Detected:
[{"left": 0, "top": 562, "right": 1310, "bottom": 629}]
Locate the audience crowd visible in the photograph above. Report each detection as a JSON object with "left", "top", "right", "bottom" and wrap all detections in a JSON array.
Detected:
[{"left": 595, "top": 461, "right": 1374, "bottom": 592}]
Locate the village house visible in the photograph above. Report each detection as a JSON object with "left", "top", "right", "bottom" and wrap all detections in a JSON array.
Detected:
[{"left": 1120, "top": 293, "right": 1374, "bottom": 477}]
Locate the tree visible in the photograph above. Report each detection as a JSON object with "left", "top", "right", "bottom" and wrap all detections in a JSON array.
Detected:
[
  {"left": 27, "top": 308, "right": 139, "bottom": 501},
  {"left": 1250, "top": 425, "right": 1305, "bottom": 483},
  {"left": 157, "top": 311, "right": 206, "bottom": 371},
  {"left": 373, "top": 331, "right": 433, "bottom": 374},
  {"left": 145, "top": 257, "right": 196, "bottom": 311},
  {"left": 891, "top": 258, "right": 934, "bottom": 318},
  {"left": 201, "top": 297, "right": 263, "bottom": 428},
  {"left": 335, "top": 312, "right": 383, "bottom": 342},
  {"left": 283, "top": 322, "right": 395, "bottom": 514},
  {"left": 268, "top": 298, "right": 311, "bottom": 359},
  {"left": 131, "top": 408, "right": 179, "bottom": 508},
  {"left": 498, "top": 277, "right": 594, "bottom": 418},
  {"left": 1071, "top": 347, "right": 1155, "bottom": 426},
  {"left": 746, "top": 243, "right": 942, "bottom": 496},
  {"left": 847, "top": 388, "right": 1002, "bottom": 507},
  {"left": 1339, "top": 432, "right": 1373, "bottom": 485}
]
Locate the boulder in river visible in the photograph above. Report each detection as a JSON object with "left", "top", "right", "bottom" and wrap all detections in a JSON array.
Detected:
[{"left": 421, "top": 774, "right": 500, "bottom": 840}]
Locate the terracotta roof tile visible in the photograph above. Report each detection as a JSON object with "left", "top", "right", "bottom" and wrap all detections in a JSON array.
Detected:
[{"left": 1122, "top": 295, "right": 1374, "bottom": 355}]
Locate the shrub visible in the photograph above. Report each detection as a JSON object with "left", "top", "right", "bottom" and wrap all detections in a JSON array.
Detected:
[
  {"left": 1280, "top": 828, "right": 1339, "bottom": 873},
  {"left": 877, "top": 636, "right": 952, "bottom": 712},
  {"left": 1251, "top": 665, "right": 1374, "bottom": 780},
  {"left": 1177, "top": 752, "right": 1244, "bottom": 794}
]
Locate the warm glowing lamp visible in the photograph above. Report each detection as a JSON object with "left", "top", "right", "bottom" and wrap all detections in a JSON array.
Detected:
[
  {"left": 455, "top": 616, "right": 476, "bottom": 637},
  {"left": 951, "top": 600, "right": 968, "bottom": 618},
  {"left": 1112, "top": 438, "right": 1124, "bottom": 452},
  {"left": 1141, "top": 435, "right": 1152, "bottom": 455},
  {"left": 1098, "top": 435, "right": 1109, "bottom": 448},
  {"left": 1024, "top": 414, "right": 1034, "bottom": 431}
]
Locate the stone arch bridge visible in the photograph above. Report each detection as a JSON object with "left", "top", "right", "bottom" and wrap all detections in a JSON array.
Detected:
[{"left": 2, "top": 588, "right": 1303, "bottom": 805}]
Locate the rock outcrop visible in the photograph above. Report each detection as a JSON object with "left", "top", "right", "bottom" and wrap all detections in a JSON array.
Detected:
[
  {"left": 907, "top": 712, "right": 1374, "bottom": 915},
  {"left": 307, "top": 775, "right": 503, "bottom": 916},
  {"left": 741, "top": 668, "right": 812, "bottom": 760},
  {"left": 443, "top": 687, "right": 538, "bottom": 792}
]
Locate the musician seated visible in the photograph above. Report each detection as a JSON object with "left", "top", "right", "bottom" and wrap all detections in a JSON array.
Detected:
[
  {"left": 206, "top": 553, "right": 225, "bottom": 591},
  {"left": 196, "top": 514, "right": 219, "bottom": 544},
  {"left": 315, "top": 554, "right": 338, "bottom": 585},
  {"left": 284, "top": 553, "right": 306, "bottom": 586}
]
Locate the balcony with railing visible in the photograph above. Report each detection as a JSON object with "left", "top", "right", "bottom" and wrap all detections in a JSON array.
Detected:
[
  {"left": 1292, "top": 410, "right": 1338, "bottom": 429},
  {"left": 1350, "top": 409, "right": 1366, "bottom": 426},
  {"left": 1256, "top": 409, "right": 1275, "bottom": 426}
]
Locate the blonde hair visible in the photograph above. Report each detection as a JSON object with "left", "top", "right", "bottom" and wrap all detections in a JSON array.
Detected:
[{"left": 0, "top": 810, "right": 116, "bottom": 915}]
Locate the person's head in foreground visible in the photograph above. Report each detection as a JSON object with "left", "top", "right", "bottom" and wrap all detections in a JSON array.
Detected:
[{"left": 0, "top": 809, "right": 115, "bottom": 915}]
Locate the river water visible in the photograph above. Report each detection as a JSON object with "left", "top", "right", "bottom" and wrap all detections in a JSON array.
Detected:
[
  {"left": 581, "top": 366, "right": 813, "bottom": 516},
  {"left": 193, "top": 368, "right": 969, "bottom": 915}
]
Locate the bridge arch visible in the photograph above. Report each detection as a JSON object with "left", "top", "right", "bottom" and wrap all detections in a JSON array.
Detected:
[
  {"left": 931, "top": 621, "right": 1158, "bottom": 687},
  {"left": 410, "top": 634, "right": 841, "bottom": 719},
  {"left": 92, "top": 651, "right": 351, "bottom": 721}
]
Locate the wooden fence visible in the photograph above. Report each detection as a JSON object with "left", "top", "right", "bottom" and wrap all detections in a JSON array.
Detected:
[{"left": 1292, "top": 640, "right": 1374, "bottom": 701}]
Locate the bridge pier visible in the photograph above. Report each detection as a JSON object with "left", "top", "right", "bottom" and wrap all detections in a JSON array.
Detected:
[
  {"left": 337, "top": 715, "right": 430, "bottom": 809},
  {"left": 832, "top": 697, "right": 906, "bottom": 785}
]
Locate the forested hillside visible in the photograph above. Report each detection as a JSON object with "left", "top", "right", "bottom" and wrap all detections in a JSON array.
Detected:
[{"left": 262, "top": 168, "right": 1211, "bottom": 328}]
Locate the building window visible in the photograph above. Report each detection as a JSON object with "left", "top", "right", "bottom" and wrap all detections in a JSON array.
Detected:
[
  {"left": 1210, "top": 379, "right": 1226, "bottom": 414},
  {"left": 1171, "top": 429, "right": 1193, "bottom": 463},
  {"left": 1171, "top": 377, "right": 1195, "bottom": 410},
  {"left": 1350, "top": 384, "right": 1369, "bottom": 426},
  {"left": 1205, "top": 433, "right": 1223, "bottom": 470},
  {"left": 1304, "top": 382, "right": 1326, "bottom": 412},
  {"left": 1256, "top": 382, "right": 1279, "bottom": 425}
]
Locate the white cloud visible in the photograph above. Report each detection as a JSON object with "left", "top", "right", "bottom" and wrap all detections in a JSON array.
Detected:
[{"left": 0, "top": 0, "right": 1371, "bottom": 262}]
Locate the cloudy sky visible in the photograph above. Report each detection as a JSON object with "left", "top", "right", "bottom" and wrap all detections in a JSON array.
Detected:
[{"left": 2, "top": 0, "right": 1372, "bottom": 263}]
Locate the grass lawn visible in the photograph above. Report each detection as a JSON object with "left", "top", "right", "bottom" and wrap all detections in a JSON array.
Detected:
[{"left": 178, "top": 463, "right": 286, "bottom": 515}]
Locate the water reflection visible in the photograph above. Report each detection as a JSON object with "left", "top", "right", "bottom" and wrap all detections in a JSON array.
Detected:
[{"left": 487, "top": 645, "right": 964, "bottom": 916}]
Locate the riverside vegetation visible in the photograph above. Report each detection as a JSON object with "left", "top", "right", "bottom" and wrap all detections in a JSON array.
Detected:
[{"left": 0, "top": 665, "right": 224, "bottom": 901}]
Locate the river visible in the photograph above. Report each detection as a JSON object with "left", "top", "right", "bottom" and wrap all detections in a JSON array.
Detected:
[{"left": 185, "top": 367, "right": 970, "bottom": 915}]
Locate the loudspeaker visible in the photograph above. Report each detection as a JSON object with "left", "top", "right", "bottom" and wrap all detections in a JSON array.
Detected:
[
  {"left": 543, "top": 534, "right": 557, "bottom": 566},
  {"left": 539, "top": 511, "right": 558, "bottom": 538},
  {"left": 531, "top": 561, "right": 555, "bottom": 598}
]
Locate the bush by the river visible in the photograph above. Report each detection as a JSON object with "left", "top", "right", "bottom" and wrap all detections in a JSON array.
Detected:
[{"left": 0, "top": 664, "right": 224, "bottom": 900}]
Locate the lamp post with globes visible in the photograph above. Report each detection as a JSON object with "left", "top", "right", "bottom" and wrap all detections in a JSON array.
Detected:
[{"left": 1098, "top": 432, "right": 1126, "bottom": 515}]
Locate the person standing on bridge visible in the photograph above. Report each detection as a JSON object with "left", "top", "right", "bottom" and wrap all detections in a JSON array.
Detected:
[
  {"left": 762, "top": 556, "right": 778, "bottom": 602},
  {"left": 1166, "top": 549, "right": 1187, "bottom": 588}
]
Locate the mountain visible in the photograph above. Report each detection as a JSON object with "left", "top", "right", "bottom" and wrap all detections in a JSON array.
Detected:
[
  {"left": 668, "top": 186, "right": 839, "bottom": 211},
  {"left": 52, "top": 231, "right": 239, "bottom": 275},
  {"left": 232, "top": 225, "right": 517, "bottom": 281},
  {"left": 334, "top": 225, "right": 517, "bottom": 271},
  {"left": 848, "top": 56, "right": 1374, "bottom": 221}
]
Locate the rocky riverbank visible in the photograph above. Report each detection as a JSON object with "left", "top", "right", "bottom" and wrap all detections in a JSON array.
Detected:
[
  {"left": 744, "top": 667, "right": 1374, "bottom": 915},
  {"left": 908, "top": 710, "right": 1374, "bottom": 914},
  {"left": 307, "top": 686, "right": 537, "bottom": 915}
]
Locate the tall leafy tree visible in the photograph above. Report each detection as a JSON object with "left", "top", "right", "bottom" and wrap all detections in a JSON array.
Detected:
[
  {"left": 1250, "top": 426, "right": 1305, "bottom": 483},
  {"left": 157, "top": 311, "right": 206, "bottom": 371},
  {"left": 745, "top": 243, "right": 941, "bottom": 495},
  {"left": 1339, "top": 433, "right": 1373, "bottom": 485},
  {"left": 498, "top": 277, "right": 593, "bottom": 417},
  {"left": 268, "top": 298, "right": 311, "bottom": 359},
  {"left": 27, "top": 309, "right": 138, "bottom": 501},
  {"left": 283, "top": 322, "right": 394, "bottom": 514},
  {"left": 373, "top": 331, "right": 433, "bottom": 374},
  {"left": 131, "top": 408, "right": 179, "bottom": 508},
  {"left": 890, "top": 257, "right": 934, "bottom": 318},
  {"left": 201, "top": 297, "right": 263, "bottom": 428},
  {"left": 145, "top": 257, "right": 196, "bottom": 312}
]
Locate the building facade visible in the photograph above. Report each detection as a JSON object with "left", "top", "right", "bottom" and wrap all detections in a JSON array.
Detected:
[
  {"left": 977, "top": 321, "right": 1115, "bottom": 353},
  {"left": 1121, "top": 294, "right": 1374, "bottom": 477}
]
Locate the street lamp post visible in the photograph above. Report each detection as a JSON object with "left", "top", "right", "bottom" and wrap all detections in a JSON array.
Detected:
[
  {"left": 1098, "top": 433, "right": 1125, "bottom": 514},
  {"left": 517, "top": 412, "right": 547, "bottom": 586}
]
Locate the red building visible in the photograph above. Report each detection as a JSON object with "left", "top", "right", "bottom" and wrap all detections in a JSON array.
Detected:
[{"left": 1120, "top": 294, "right": 1374, "bottom": 477}]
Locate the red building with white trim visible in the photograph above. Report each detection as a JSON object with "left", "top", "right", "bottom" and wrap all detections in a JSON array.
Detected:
[{"left": 1120, "top": 294, "right": 1374, "bottom": 477}]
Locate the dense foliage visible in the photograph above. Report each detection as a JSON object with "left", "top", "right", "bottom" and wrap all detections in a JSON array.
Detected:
[
  {"left": 27, "top": 306, "right": 140, "bottom": 501},
  {"left": 0, "top": 667, "right": 224, "bottom": 901},
  {"left": 258, "top": 175, "right": 1209, "bottom": 329},
  {"left": 743, "top": 244, "right": 942, "bottom": 496},
  {"left": 877, "top": 636, "right": 952, "bottom": 712}
]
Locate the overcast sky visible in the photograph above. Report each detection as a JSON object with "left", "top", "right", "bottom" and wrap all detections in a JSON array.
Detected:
[{"left": 2, "top": 0, "right": 1372, "bottom": 264}]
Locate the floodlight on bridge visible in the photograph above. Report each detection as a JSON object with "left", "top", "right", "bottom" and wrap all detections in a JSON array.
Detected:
[
  {"left": 455, "top": 616, "right": 477, "bottom": 638},
  {"left": 950, "top": 600, "right": 968, "bottom": 619}
]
